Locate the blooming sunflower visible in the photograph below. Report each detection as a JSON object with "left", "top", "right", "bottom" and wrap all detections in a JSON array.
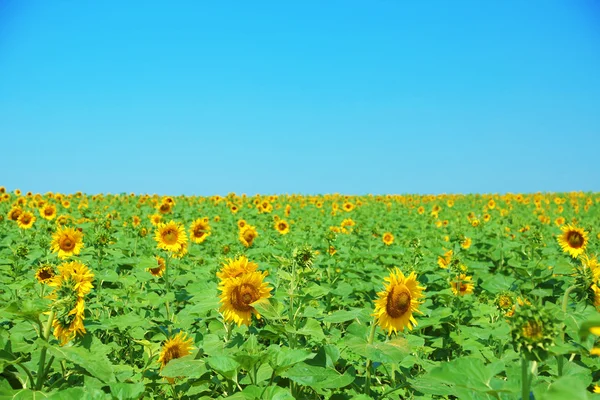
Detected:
[
  {"left": 239, "top": 225, "right": 258, "bottom": 247},
  {"left": 219, "top": 270, "right": 272, "bottom": 326},
  {"left": 342, "top": 202, "right": 355, "bottom": 212},
  {"left": 461, "top": 237, "right": 472, "bottom": 249},
  {"left": 157, "top": 201, "right": 172, "bottom": 214},
  {"left": 189, "top": 218, "right": 211, "bottom": 244},
  {"left": 373, "top": 268, "right": 424, "bottom": 335},
  {"left": 450, "top": 274, "right": 474, "bottom": 296},
  {"left": 50, "top": 226, "right": 84, "bottom": 259},
  {"left": 158, "top": 331, "right": 194, "bottom": 373},
  {"left": 148, "top": 256, "right": 166, "bottom": 277},
  {"left": 557, "top": 224, "right": 589, "bottom": 258},
  {"left": 39, "top": 204, "right": 57, "bottom": 220},
  {"left": 7, "top": 207, "right": 22, "bottom": 221},
  {"left": 17, "top": 211, "right": 36, "bottom": 229},
  {"left": 132, "top": 215, "right": 141, "bottom": 227},
  {"left": 35, "top": 264, "right": 55, "bottom": 283},
  {"left": 154, "top": 221, "right": 188, "bottom": 253},
  {"left": 275, "top": 220, "right": 290, "bottom": 235},
  {"left": 217, "top": 256, "right": 259, "bottom": 280},
  {"left": 437, "top": 250, "right": 452, "bottom": 269},
  {"left": 382, "top": 232, "right": 394, "bottom": 246},
  {"left": 237, "top": 219, "right": 247, "bottom": 229},
  {"left": 149, "top": 214, "right": 162, "bottom": 226}
]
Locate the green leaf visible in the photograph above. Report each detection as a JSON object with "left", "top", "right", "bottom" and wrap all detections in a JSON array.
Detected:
[
  {"left": 323, "top": 308, "right": 367, "bottom": 323},
  {"left": 281, "top": 363, "right": 355, "bottom": 391},
  {"left": 47, "top": 345, "right": 116, "bottom": 383},
  {"left": 296, "top": 319, "right": 325, "bottom": 342},
  {"left": 273, "top": 347, "right": 315, "bottom": 372},
  {"left": 109, "top": 382, "right": 145, "bottom": 400},
  {"left": 534, "top": 376, "right": 590, "bottom": 400},
  {"left": 251, "top": 299, "right": 284, "bottom": 321},
  {"left": 160, "top": 356, "right": 207, "bottom": 379}
]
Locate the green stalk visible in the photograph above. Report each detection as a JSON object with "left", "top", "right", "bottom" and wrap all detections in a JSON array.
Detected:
[
  {"left": 35, "top": 310, "right": 55, "bottom": 390},
  {"left": 557, "top": 285, "right": 577, "bottom": 377},
  {"left": 365, "top": 318, "right": 377, "bottom": 396},
  {"left": 521, "top": 357, "right": 530, "bottom": 400}
]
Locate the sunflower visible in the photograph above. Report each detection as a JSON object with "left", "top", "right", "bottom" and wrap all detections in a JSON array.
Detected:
[
  {"left": 461, "top": 237, "right": 472, "bottom": 249},
  {"left": 35, "top": 265, "right": 55, "bottom": 283},
  {"left": 437, "top": 249, "right": 452, "bottom": 269},
  {"left": 237, "top": 219, "right": 247, "bottom": 229},
  {"left": 39, "top": 204, "right": 57, "bottom": 220},
  {"left": 132, "top": 215, "right": 141, "bottom": 227},
  {"left": 189, "top": 218, "right": 211, "bottom": 244},
  {"left": 51, "top": 226, "right": 84, "bottom": 259},
  {"left": 154, "top": 221, "right": 188, "bottom": 253},
  {"left": 373, "top": 268, "right": 424, "bottom": 335},
  {"left": 216, "top": 255, "right": 258, "bottom": 280},
  {"left": 285, "top": 204, "right": 291, "bottom": 216},
  {"left": 148, "top": 256, "right": 166, "bottom": 277},
  {"left": 158, "top": 331, "right": 194, "bottom": 373},
  {"left": 275, "top": 220, "right": 290, "bottom": 235},
  {"left": 17, "top": 211, "right": 36, "bottom": 229},
  {"left": 450, "top": 274, "right": 474, "bottom": 296},
  {"left": 219, "top": 270, "right": 272, "bottom": 326},
  {"left": 7, "top": 207, "right": 22, "bottom": 221},
  {"left": 239, "top": 225, "right": 258, "bottom": 247},
  {"left": 157, "top": 201, "right": 172, "bottom": 214},
  {"left": 382, "top": 232, "right": 394, "bottom": 246},
  {"left": 149, "top": 214, "right": 162, "bottom": 226},
  {"left": 417, "top": 206, "right": 425, "bottom": 215},
  {"left": 557, "top": 224, "right": 589, "bottom": 258},
  {"left": 342, "top": 202, "right": 354, "bottom": 212},
  {"left": 471, "top": 219, "right": 480, "bottom": 227}
]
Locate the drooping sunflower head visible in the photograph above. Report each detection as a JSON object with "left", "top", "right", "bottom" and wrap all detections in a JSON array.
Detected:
[
  {"left": 148, "top": 256, "right": 166, "bottom": 277},
  {"left": 48, "top": 261, "right": 95, "bottom": 297},
  {"left": 275, "top": 220, "right": 290, "bottom": 235},
  {"left": 51, "top": 296, "right": 86, "bottom": 345},
  {"left": 50, "top": 226, "right": 84, "bottom": 259},
  {"left": 189, "top": 218, "right": 211, "bottom": 244},
  {"left": 35, "top": 264, "right": 56, "bottom": 283},
  {"left": 450, "top": 274, "right": 474, "bottom": 296},
  {"left": 158, "top": 331, "right": 194, "bottom": 370},
  {"left": 217, "top": 255, "right": 259, "bottom": 280},
  {"left": 437, "top": 249, "right": 453, "bottom": 269},
  {"left": 557, "top": 224, "right": 589, "bottom": 258},
  {"left": 382, "top": 232, "right": 394, "bottom": 246},
  {"left": 373, "top": 268, "right": 425, "bottom": 335},
  {"left": 17, "top": 211, "right": 36, "bottom": 229},
  {"left": 509, "top": 302, "right": 559, "bottom": 361},
  {"left": 154, "top": 221, "right": 188, "bottom": 252},
  {"left": 239, "top": 225, "right": 258, "bottom": 247},
  {"left": 219, "top": 270, "right": 272, "bottom": 326}
]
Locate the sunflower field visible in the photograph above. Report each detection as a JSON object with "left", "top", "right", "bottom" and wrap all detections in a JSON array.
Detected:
[{"left": 1, "top": 189, "right": 600, "bottom": 399}]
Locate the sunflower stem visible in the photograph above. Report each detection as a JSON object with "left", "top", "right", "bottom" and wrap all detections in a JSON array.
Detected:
[
  {"left": 365, "top": 318, "right": 377, "bottom": 396},
  {"left": 35, "top": 309, "right": 55, "bottom": 391},
  {"left": 561, "top": 285, "right": 577, "bottom": 314},
  {"left": 521, "top": 357, "right": 530, "bottom": 400},
  {"left": 557, "top": 285, "right": 577, "bottom": 377}
]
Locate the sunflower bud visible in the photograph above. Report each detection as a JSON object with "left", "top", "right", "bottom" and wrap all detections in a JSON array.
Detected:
[
  {"left": 510, "top": 303, "right": 559, "bottom": 361},
  {"left": 293, "top": 245, "right": 316, "bottom": 269}
]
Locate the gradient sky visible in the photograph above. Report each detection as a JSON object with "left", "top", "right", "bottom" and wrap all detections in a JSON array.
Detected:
[{"left": 1, "top": 1, "right": 599, "bottom": 195}]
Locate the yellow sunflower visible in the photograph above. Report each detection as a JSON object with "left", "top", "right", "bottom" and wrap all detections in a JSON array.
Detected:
[
  {"left": 275, "top": 220, "right": 290, "bottom": 235},
  {"left": 461, "top": 237, "right": 472, "bottom": 249},
  {"left": 148, "top": 256, "right": 166, "bottom": 277},
  {"left": 17, "top": 211, "right": 36, "bottom": 229},
  {"left": 132, "top": 215, "right": 141, "bottom": 227},
  {"left": 219, "top": 270, "right": 272, "bottom": 326},
  {"left": 39, "top": 204, "right": 57, "bottom": 220},
  {"left": 217, "top": 256, "right": 259, "bottom": 280},
  {"left": 189, "top": 218, "right": 211, "bottom": 244},
  {"left": 437, "top": 249, "right": 453, "bottom": 269},
  {"left": 342, "top": 202, "right": 355, "bottom": 212},
  {"left": 373, "top": 268, "right": 424, "bottom": 335},
  {"left": 149, "top": 214, "right": 162, "bottom": 226},
  {"left": 382, "top": 232, "right": 394, "bottom": 246},
  {"left": 237, "top": 219, "right": 247, "bottom": 229},
  {"left": 239, "top": 225, "right": 258, "bottom": 247},
  {"left": 557, "top": 224, "right": 589, "bottom": 258},
  {"left": 50, "top": 226, "right": 84, "bottom": 259},
  {"left": 158, "top": 331, "right": 194, "bottom": 371},
  {"left": 157, "top": 201, "right": 172, "bottom": 214},
  {"left": 7, "top": 207, "right": 22, "bottom": 221},
  {"left": 35, "top": 265, "right": 55, "bottom": 283},
  {"left": 154, "top": 221, "right": 188, "bottom": 253},
  {"left": 450, "top": 274, "right": 475, "bottom": 296}
]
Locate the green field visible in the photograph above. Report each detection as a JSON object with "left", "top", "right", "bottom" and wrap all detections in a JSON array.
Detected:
[{"left": 1, "top": 190, "right": 600, "bottom": 399}]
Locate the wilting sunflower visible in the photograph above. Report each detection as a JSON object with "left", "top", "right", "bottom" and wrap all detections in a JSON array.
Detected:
[
  {"left": 158, "top": 331, "right": 194, "bottom": 373},
  {"left": 39, "top": 204, "right": 57, "bottom": 220},
  {"left": 275, "top": 220, "right": 290, "bottom": 235},
  {"left": 239, "top": 225, "right": 258, "bottom": 247},
  {"left": 437, "top": 249, "right": 453, "bottom": 269},
  {"left": 373, "top": 268, "right": 425, "bottom": 335},
  {"left": 51, "top": 226, "right": 84, "bottom": 259},
  {"left": 189, "top": 218, "right": 211, "bottom": 244},
  {"left": 382, "top": 232, "right": 394, "bottom": 246},
  {"left": 148, "top": 256, "right": 166, "bottom": 277},
  {"left": 450, "top": 274, "right": 474, "bottom": 296},
  {"left": 35, "top": 264, "right": 56, "bottom": 283},
  {"left": 217, "top": 256, "right": 259, "bottom": 280},
  {"left": 7, "top": 207, "right": 22, "bottom": 221},
  {"left": 17, "top": 211, "right": 36, "bottom": 229},
  {"left": 219, "top": 270, "right": 272, "bottom": 326},
  {"left": 557, "top": 224, "right": 589, "bottom": 258},
  {"left": 154, "top": 221, "right": 188, "bottom": 253}
]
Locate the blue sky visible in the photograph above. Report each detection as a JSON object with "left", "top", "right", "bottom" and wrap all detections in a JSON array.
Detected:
[{"left": 1, "top": 1, "right": 599, "bottom": 195}]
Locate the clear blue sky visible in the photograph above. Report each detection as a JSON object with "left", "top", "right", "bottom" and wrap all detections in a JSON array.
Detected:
[{"left": 1, "top": 1, "right": 599, "bottom": 195}]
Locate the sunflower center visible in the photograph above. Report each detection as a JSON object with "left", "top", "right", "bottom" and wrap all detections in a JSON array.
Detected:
[
  {"left": 566, "top": 231, "right": 584, "bottom": 248},
  {"left": 278, "top": 223, "right": 286, "bottom": 230},
  {"left": 22, "top": 215, "right": 31, "bottom": 224},
  {"left": 45, "top": 209, "right": 53, "bottom": 216},
  {"left": 386, "top": 285, "right": 411, "bottom": 318},
  {"left": 521, "top": 321, "right": 543, "bottom": 340},
  {"left": 193, "top": 228, "right": 205, "bottom": 238},
  {"left": 162, "top": 229, "right": 178, "bottom": 245},
  {"left": 60, "top": 237, "right": 75, "bottom": 251},
  {"left": 38, "top": 269, "right": 53, "bottom": 281},
  {"left": 231, "top": 283, "right": 259, "bottom": 311}
]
